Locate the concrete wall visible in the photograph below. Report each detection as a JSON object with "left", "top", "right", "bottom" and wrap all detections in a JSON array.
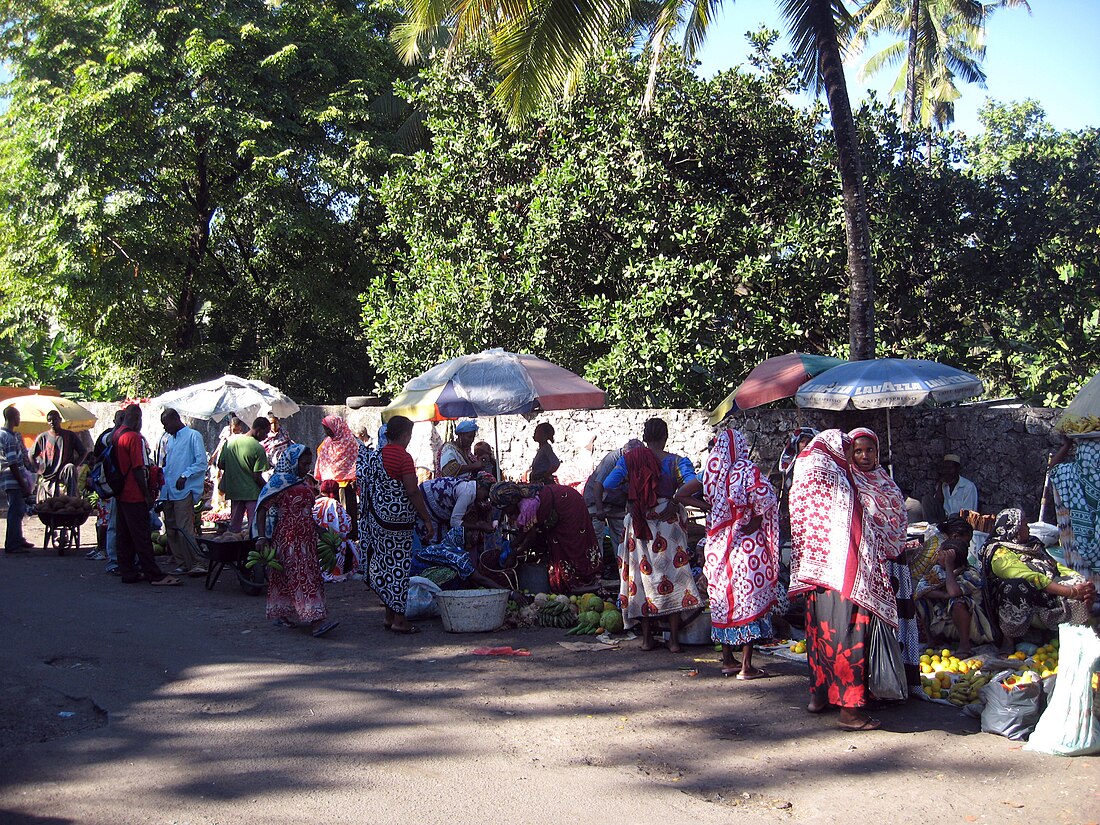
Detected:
[{"left": 83, "top": 401, "right": 1063, "bottom": 518}]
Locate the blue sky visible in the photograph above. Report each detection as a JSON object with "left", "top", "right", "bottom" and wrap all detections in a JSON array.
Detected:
[{"left": 694, "top": 0, "right": 1100, "bottom": 134}]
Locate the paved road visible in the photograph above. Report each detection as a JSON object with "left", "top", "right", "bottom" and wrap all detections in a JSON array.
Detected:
[{"left": 1, "top": 522, "right": 1096, "bottom": 824}]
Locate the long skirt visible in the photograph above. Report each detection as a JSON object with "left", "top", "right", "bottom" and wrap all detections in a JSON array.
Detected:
[
  {"left": 617, "top": 499, "right": 701, "bottom": 621},
  {"left": 368, "top": 522, "right": 413, "bottom": 613},
  {"left": 888, "top": 559, "right": 921, "bottom": 686},
  {"left": 805, "top": 588, "right": 871, "bottom": 709},
  {"left": 266, "top": 487, "right": 328, "bottom": 623}
]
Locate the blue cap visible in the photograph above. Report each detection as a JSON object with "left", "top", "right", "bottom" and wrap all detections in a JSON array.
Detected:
[{"left": 455, "top": 420, "right": 478, "bottom": 434}]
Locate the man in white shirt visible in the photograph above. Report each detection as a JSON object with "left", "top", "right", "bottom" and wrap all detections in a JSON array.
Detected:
[
  {"left": 934, "top": 453, "right": 978, "bottom": 518},
  {"left": 158, "top": 409, "right": 209, "bottom": 576}
]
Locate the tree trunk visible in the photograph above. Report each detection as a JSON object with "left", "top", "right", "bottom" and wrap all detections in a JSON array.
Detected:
[
  {"left": 903, "top": 0, "right": 920, "bottom": 128},
  {"left": 176, "top": 132, "right": 212, "bottom": 353},
  {"left": 811, "top": 0, "right": 877, "bottom": 361}
]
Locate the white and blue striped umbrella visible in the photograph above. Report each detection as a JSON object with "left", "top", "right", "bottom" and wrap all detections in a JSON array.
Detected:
[{"left": 794, "top": 359, "right": 984, "bottom": 411}]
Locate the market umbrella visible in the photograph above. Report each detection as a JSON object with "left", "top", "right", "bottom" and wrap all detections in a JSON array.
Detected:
[
  {"left": 148, "top": 375, "right": 300, "bottom": 423},
  {"left": 794, "top": 358, "right": 985, "bottom": 470},
  {"left": 1, "top": 394, "right": 97, "bottom": 436},
  {"left": 708, "top": 351, "right": 846, "bottom": 425},
  {"left": 1061, "top": 369, "right": 1100, "bottom": 424},
  {"left": 382, "top": 349, "right": 606, "bottom": 422},
  {"left": 382, "top": 349, "right": 606, "bottom": 478}
]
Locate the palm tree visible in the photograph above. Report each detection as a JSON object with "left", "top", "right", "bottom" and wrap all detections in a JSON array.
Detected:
[
  {"left": 851, "top": 0, "right": 1029, "bottom": 130},
  {"left": 394, "top": 0, "right": 879, "bottom": 360}
]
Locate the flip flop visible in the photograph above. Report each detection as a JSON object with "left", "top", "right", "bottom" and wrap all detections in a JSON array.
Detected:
[
  {"left": 837, "top": 717, "right": 881, "bottom": 731},
  {"left": 272, "top": 618, "right": 296, "bottom": 628},
  {"left": 386, "top": 625, "right": 420, "bottom": 635},
  {"left": 151, "top": 576, "right": 182, "bottom": 586},
  {"left": 735, "top": 668, "right": 769, "bottom": 681},
  {"left": 311, "top": 620, "right": 340, "bottom": 638}
]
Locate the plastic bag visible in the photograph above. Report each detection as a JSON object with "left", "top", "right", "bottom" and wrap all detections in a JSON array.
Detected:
[
  {"left": 1025, "top": 624, "right": 1100, "bottom": 756},
  {"left": 867, "top": 616, "right": 907, "bottom": 701},
  {"left": 979, "top": 670, "right": 1045, "bottom": 740},
  {"left": 405, "top": 576, "right": 443, "bottom": 620}
]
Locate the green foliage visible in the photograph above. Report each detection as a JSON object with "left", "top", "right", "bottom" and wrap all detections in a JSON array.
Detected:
[
  {"left": 364, "top": 45, "right": 849, "bottom": 407},
  {"left": 366, "top": 50, "right": 1099, "bottom": 408},
  {"left": 0, "top": 0, "right": 407, "bottom": 400}
]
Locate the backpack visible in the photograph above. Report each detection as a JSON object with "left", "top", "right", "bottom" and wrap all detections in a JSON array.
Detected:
[{"left": 89, "top": 430, "right": 127, "bottom": 500}]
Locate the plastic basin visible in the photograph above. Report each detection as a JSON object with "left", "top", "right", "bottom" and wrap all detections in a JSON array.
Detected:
[{"left": 437, "top": 589, "right": 510, "bottom": 633}]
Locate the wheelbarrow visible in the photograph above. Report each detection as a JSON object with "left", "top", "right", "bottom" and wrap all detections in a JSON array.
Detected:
[
  {"left": 195, "top": 535, "right": 266, "bottom": 595},
  {"left": 36, "top": 510, "right": 90, "bottom": 555}
]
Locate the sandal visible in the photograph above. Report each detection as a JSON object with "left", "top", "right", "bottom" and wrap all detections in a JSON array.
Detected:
[
  {"left": 837, "top": 717, "right": 881, "bottom": 731},
  {"left": 151, "top": 576, "right": 182, "bottom": 587},
  {"left": 311, "top": 620, "right": 340, "bottom": 638},
  {"left": 735, "top": 667, "right": 769, "bottom": 681},
  {"left": 272, "top": 618, "right": 296, "bottom": 628},
  {"left": 385, "top": 625, "right": 420, "bottom": 635}
]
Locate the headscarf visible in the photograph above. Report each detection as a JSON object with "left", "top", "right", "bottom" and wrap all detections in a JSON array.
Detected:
[
  {"left": 1049, "top": 441, "right": 1100, "bottom": 577},
  {"left": 319, "top": 478, "right": 340, "bottom": 498},
  {"left": 262, "top": 426, "right": 292, "bottom": 469},
  {"left": 377, "top": 423, "right": 389, "bottom": 449},
  {"left": 489, "top": 481, "right": 541, "bottom": 510},
  {"left": 253, "top": 443, "right": 308, "bottom": 537},
  {"left": 316, "top": 415, "right": 358, "bottom": 482},
  {"left": 779, "top": 426, "right": 820, "bottom": 475},
  {"left": 847, "top": 427, "right": 906, "bottom": 562},
  {"left": 702, "top": 429, "right": 780, "bottom": 625},
  {"left": 624, "top": 445, "right": 660, "bottom": 541},
  {"left": 788, "top": 429, "right": 898, "bottom": 628},
  {"left": 989, "top": 507, "right": 1024, "bottom": 545},
  {"left": 455, "top": 420, "right": 478, "bottom": 434}
]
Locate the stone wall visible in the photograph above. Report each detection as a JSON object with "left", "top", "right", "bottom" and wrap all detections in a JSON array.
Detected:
[{"left": 81, "top": 402, "right": 1062, "bottom": 518}]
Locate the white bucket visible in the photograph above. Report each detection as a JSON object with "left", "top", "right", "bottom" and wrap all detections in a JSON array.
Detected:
[
  {"left": 436, "top": 588, "right": 510, "bottom": 633},
  {"left": 664, "top": 610, "right": 712, "bottom": 646}
]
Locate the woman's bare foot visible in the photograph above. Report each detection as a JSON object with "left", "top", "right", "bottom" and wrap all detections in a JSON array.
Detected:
[{"left": 837, "top": 708, "right": 881, "bottom": 731}]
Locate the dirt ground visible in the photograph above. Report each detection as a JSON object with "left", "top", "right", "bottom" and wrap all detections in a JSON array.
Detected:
[{"left": 0, "top": 520, "right": 1097, "bottom": 825}]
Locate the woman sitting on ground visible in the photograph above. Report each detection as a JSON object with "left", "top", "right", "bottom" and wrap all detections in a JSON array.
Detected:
[
  {"left": 254, "top": 445, "right": 338, "bottom": 638},
  {"left": 913, "top": 517, "right": 994, "bottom": 656},
  {"left": 981, "top": 508, "right": 1095, "bottom": 655}
]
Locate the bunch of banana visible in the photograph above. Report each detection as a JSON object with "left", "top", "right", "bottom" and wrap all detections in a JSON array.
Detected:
[
  {"left": 1057, "top": 415, "right": 1100, "bottom": 435},
  {"left": 947, "top": 671, "right": 993, "bottom": 706},
  {"left": 537, "top": 599, "right": 577, "bottom": 629}
]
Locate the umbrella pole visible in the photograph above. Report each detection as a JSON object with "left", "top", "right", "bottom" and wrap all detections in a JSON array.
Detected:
[
  {"left": 1038, "top": 462, "right": 1052, "bottom": 523},
  {"left": 887, "top": 408, "right": 894, "bottom": 478},
  {"left": 493, "top": 417, "right": 501, "bottom": 481}
]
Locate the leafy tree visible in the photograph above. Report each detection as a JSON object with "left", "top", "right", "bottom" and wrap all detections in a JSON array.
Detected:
[
  {"left": 364, "top": 43, "right": 851, "bottom": 406},
  {"left": 0, "top": 0, "right": 406, "bottom": 400},
  {"left": 393, "top": 0, "right": 880, "bottom": 361}
]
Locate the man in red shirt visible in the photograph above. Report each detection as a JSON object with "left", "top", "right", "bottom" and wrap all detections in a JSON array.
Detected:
[{"left": 114, "top": 405, "right": 180, "bottom": 586}]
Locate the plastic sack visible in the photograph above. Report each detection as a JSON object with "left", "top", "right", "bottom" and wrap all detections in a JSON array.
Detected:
[
  {"left": 1025, "top": 624, "right": 1100, "bottom": 756},
  {"left": 405, "top": 576, "right": 443, "bottom": 620},
  {"left": 980, "top": 670, "right": 1045, "bottom": 740},
  {"left": 867, "top": 616, "right": 907, "bottom": 701}
]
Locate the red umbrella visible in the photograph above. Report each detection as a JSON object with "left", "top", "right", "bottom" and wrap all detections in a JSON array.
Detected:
[{"left": 708, "top": 352, "right": 846, "bottom": 424}]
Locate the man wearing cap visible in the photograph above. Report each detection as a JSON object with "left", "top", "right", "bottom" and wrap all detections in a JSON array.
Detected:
[
  {"left": 932, "top": 453, "right": 978, "bottom": 519},
  {"left": 438, "top": 420, "right": 484, "bottom": 478}
]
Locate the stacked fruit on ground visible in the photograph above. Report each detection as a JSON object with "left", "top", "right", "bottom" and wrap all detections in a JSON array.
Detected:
[
  {"left": 919, "top": 648, "right": 986, "bottom": 701},
  {"left": 1006, "top": 640, "right": 1059, "bottom": 677},
  {"left": 530, "top": 592, "right": 625, "bottom": 634}
]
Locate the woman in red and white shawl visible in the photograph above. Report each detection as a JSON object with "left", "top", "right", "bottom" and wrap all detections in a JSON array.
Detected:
[
  {"left": 848, "top": 427, "right": 919, "bottom": 688},
  {"left": 789, "top": 429, "right": 898, "bottom": 731},
  {"left": 316, "top": 415, "right": 361, "bottom": 539},
  {"left": 701, "top": 428, "right": 780, "bottom": 679}
]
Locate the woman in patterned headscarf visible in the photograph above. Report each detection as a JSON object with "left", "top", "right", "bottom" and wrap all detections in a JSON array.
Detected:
[
  {"left": 317, "top": 414, "right": 361, "bottom": 537},
  {"left": 848, "top": 427, "right": 918, "bottom": 688},
  {"left": 254, "top": 444, "right": 338, "bottom": 638},
  {"left": 699, "top": 428, "right": 780, "bottom": 679},
  {"left": 490, "top": 480, "right": 602, "bottom": 594},
  {"left": 789, "top": 430, "right": 897, "bottom": 731},
  {"left": 1049, "top": 436, "right": 1100, "bottom": 586},
  {"left": 980, "top": 507, "right": 1095, "bottom": 654}
]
